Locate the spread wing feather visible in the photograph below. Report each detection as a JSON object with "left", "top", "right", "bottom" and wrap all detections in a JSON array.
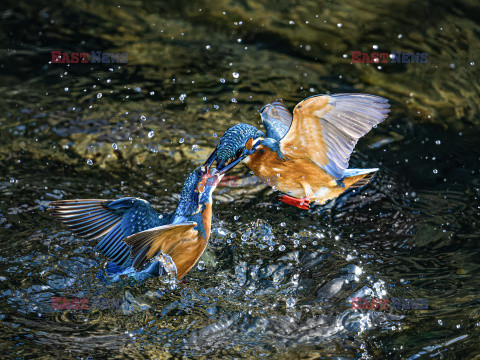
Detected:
[
  {"left": 123, "top": 222, "right": 201, "bottom": 279},
  {"left": 280, "top": 93, "right": 389, "bottom": 179},
  {"left": 260, "top": 100, "right": 293, "bottom": 141},
  {"left": 50, "top": 197, "right": 163, "bottom": 268}
]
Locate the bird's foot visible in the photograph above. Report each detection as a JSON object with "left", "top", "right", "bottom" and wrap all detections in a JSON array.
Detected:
[
  {"left": 279, "top": 195, "right": 310, "bottom": 210},
  {"left": 276, "top": 149, "right": 288, "bottom": 161}
]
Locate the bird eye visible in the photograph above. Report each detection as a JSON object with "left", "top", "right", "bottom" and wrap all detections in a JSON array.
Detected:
[
  {"left": 235, "top": 148, "right": 244, "bottom": 158},
  {"left": 197, "top": 167, "right": 205, "bottom": 176}
]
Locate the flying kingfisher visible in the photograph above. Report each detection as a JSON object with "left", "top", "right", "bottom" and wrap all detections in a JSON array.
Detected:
[
  {"left": 49, "top": 164, "right": 237, "bottom": 281},
  {"left": 204, "top": 93, "right": 390, "bottom": 210}
]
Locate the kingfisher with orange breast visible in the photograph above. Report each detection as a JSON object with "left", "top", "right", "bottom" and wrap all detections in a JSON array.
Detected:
[
  {"left": 49, "top": 164, "right": 238, "bottom": 281},
  {"left": 204, "top": 93, "right": 390, "bottom": 210}
]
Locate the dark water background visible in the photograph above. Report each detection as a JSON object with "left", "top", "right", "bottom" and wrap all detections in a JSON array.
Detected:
[{"left": 1, "top": 0, "right": 479, "bottom": 358}]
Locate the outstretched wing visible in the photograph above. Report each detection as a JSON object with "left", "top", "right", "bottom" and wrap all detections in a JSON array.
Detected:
[
  {"left": 260, "top": 100, "right": 293, "bottom": 141},
  {"left": 123, "top": 222, "right": 203, "bottom": 279},
  {"left": 279, "top": 93, "right": 390, "bottom": 179},
  {"left": 50, "top": 198, "right": 164, "bottom": 268}
]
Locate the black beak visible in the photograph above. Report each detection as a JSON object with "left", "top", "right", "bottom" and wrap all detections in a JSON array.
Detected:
[
  {"left": 203, "top": 148, "right": 218, "bottom": 171},
  {"left": 213, "top": 151, "right": 248, "bottom": 176}
]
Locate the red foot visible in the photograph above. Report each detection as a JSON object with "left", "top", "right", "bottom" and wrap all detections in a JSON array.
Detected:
[{"left": 279, "top": 195, "right": 310, "bottom": 210}]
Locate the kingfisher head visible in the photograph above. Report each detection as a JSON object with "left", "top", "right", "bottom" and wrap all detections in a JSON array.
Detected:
[
  {"left": 175, "top": 165, "right": 227, "bottom": 216},
  {"left": 203, "top": 123, "right": 264, "bottom": 174}
]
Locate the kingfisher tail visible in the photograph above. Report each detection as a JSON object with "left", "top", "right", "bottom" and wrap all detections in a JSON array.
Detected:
[{"left": 342, "top": 168, "right": 378, "bottom": 188}]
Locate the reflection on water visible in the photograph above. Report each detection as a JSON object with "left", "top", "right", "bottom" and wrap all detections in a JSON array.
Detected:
[{"left": 1, "top": 0, "right": 480, "bottom": 358}]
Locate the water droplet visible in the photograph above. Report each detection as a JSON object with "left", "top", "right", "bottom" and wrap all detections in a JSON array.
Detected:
[
  {"left": 471, "top": 62, "right": 475, "bottom": 66},
  {"left": 148, "top": 131, "right": 155, "bottom": 138},
  {"left": 450, "top": 63, "right": 455, "bottom": 69},
  {"left": 337, "top": 23, "right": 342, "bottom": 28},
  {"left": 191, "top": 144, "right": 198, "bottom": 152},
  {"left": 433, "top": 169, "right": 438, "bottom": 174},
  {"left": 64, "top": 87, "right": 69, "bottom": 92},
  {"left": 354, "top": 266, "right": 363, "bottom": 276},
  {"left": 435, "top": 140, "right": 441, "bottom": 145},
  {"left": 279, "top": 245, "right": 286, "bottom": 251},
  {"left": 140, "top": 115, "right": 146, "bottom": 121},
  {"left": 112, "top": 143, "right": 118, "bottom": 150},
  {"left": 398, "top": 34, "right": 403, "bottom": 39},
  {"left": 206, "top": 45, "right": 211, "bottom": 50},
  {"left": 373, "top": 44, "right": 378, "bottom": 50},
  {"left": 97, "top": 92, "right": 102, "bottom": 98},
  {"left": 280, "top": 222, "right": 286, "bottom": 227},
  {"left": 289, "top": 20, "right": 294, "bottom": 25},
  {"left": 286, "top": 297, "right": 296, "bottom": 308},
  {"left": 197, "top": 261, "right": 205, "bottom": 270},
  {"left": 234, "top": 215, "right": 240, "bottom": 220},
  {"left": 232, "top": 72, "right": 239, "bottom": 79},
  {"left": 438, "top": 319, "right": 443, "bottom": 325},
  {"left": 87, "top": 159, "right": 93, "bottom": 165},
  {"left": 456, "top": 324, "right": 461, "bottom": 329},
  {"left": 220, "top": 78, "right": 226, "bottom": 83},
  {"left": 179, "top": 138, "right": 184, "bottom": 144},
  {"left": 150, "top": 91, "right": 155, "bottom": 95},
  {"left": 213, "top": 133, "right": 217, "bottom": 138}
]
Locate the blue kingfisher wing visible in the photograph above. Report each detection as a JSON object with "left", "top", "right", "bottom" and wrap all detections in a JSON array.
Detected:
[
  {"left": 260, "top": 99, "right": 292, "bottom": 141},
  {"left": 50, "top": 197, "right": 164, "bottom": 268},
  {"left": 123, "top": 222, "right": 201, "bottom": 279},
  {"left": 279, "top": 93, "right": 390, "bottom": 179}
]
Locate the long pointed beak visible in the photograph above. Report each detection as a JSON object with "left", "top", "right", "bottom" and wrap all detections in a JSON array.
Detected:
[
  {"left": 215, "top": 152, "right": 247, "bottom": 175},
  {"left": 203, "top": 148, "right": 218, "bottom": 171}
]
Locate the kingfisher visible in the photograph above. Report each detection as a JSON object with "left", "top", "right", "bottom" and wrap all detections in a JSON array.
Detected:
[
  {"left": 49, "top": 164, "right": 236, "bottom": 281},
  {"left": 204, "top": 93, "right": 390, "bottom": 210}
]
